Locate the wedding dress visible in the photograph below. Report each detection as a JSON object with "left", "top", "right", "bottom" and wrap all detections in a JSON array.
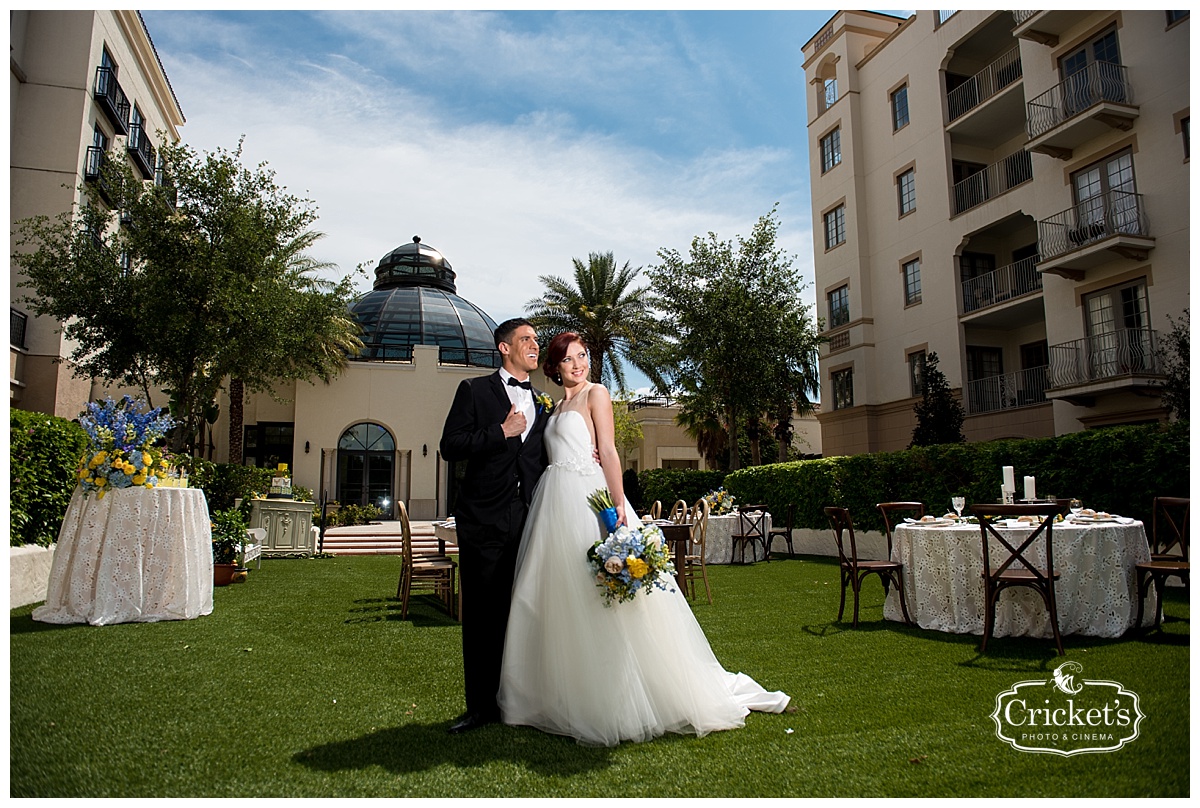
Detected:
[{"left": 498, "top": 384, "right": 790, "bottom": 746}]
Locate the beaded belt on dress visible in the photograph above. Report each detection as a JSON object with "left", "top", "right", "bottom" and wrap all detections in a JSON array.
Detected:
[{"left": 548, "top": 453, "right": 598, "bottom": 475}]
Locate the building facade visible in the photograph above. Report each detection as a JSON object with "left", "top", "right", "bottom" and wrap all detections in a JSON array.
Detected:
[
  {"left": 803, "top": 10, "right": 1189, "bottom": 456},
  {"left": 10, "top": 10, "right": 185, "bottom": 417}
]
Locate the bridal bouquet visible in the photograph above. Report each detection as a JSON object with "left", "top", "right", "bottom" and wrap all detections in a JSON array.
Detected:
[
  {"left": 586, "top": 523, "right": 676, "bottom": 605},
  {"left": 76, "top": 395, "right": 174, "bottom": 498},
  {"left": 586, "top": 487, "right": 619, "bottom": 532}
]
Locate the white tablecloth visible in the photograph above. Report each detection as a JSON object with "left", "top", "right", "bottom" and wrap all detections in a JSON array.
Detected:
[
  {"left": 883, "top": 519, "right": 1154, "bottom": 638},
  {"left": 701, "top": 512, "right": 772, "bottom": 564},
  {"left": 32, "top": 487, "right": 214, "bottom": 626}
]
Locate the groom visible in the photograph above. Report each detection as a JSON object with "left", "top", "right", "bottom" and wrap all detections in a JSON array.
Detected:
[{"left": 439, "top": 317, "right": 550, "bottom": 734}]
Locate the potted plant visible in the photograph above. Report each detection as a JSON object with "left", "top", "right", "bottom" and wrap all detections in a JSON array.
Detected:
[{"left": 211, "top": 508, "right": 248, "bottom": 586}]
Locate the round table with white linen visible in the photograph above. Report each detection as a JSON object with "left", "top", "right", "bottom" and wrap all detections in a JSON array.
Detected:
[
  {"left": 32, "top": 486, "right": 214, "bottom": 626},
  {"left": 883, "top": 518, "right": 1154, "bottom": 638},
  {"left": 702, "top": 512, "right": 772, "bottom": 564}
]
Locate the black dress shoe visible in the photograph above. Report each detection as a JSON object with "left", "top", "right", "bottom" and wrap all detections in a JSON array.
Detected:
[{"left": 447, "top": 711, "right": 498, "bottom": 734}]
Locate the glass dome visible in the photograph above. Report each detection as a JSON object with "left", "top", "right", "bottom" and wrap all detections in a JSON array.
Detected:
[{"left": 349, "top": 236, "right": 500, "bottom": 366}]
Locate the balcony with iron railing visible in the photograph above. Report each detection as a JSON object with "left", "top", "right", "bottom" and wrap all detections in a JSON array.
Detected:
[
  {"left": 1011, "top": 10, "right": 1084, "bottom": 47},
  {"left": 1047, "top": 327, "right": 1163, "bottom": 403},
  {"left": 347, "top": 344, "right": 502, "bottom": 368},
  {"left": 1026, "top": 61, "right": 1137, "bottom": 158},
  {"left": 93, "top": 66, "right": 130, "bottom": 135},
  {"left": 961, "top": 255, "right": 1042, "bottom": 315},
  {"left": 952, "top": 149, "right": 1032, "bottom": 215},
  {"left": 947, "top": 46, "right": 1022, "bottom": 123},
  {"left": 1036, "top": 190, "right": 1153, "bottom": 278},
  {"left": 127, "top": 123, "right": 157, "bottom": 179},
  {"left": 84, "top": 146, "right": 115, "bottom": 205},
  {"left": 966, "top": 365, "right": 1049, "bottom": 415}
]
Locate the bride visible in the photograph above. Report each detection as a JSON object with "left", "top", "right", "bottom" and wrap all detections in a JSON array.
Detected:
[{"left": 497, "top": 331, "right": 790, "bottom": 746}]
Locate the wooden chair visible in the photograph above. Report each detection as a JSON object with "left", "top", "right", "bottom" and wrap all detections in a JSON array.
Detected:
[
  {"left": 682, "top": 498, "right": 712, "bottom": 604},
  {"left": 824, "top": 506, "right": 912, "bottom": 628},
  {"left": 649, "top": 500, "right": 663, "bottom": 520},
  {"left": 669, "top": 499, "right": 688, "bottom": 524},
  {"left": 767, "top": 503, "right": 796, "bottom": 557},
  {"left": 1135, "top": 496, "right": 1190, "bottom": 630},
  {"left": 396, "top": 501, "right": 457, "bottom": 620},
  {"left": 970, "top": 502, "right": 1069, "bottom": 655},
  {"left": 731, "top": 505, "right": 770, "bottom": 564}
]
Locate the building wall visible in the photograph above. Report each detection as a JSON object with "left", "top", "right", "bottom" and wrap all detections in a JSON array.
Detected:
[
  {"left": 804, "top": 10, "right": 1189, "bottom": 458},
  {"left": 10, "top": 10, "right": 184, "bottom": 418}
]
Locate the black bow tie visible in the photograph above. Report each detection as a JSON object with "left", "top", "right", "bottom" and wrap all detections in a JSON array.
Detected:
[{"left": 507, "top": 377, "right": 532, "bottom": 391}]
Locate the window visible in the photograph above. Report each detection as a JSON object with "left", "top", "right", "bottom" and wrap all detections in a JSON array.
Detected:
[
  {"left": 902, "top": 258, "right": 921, "bottom": 305},
  {"left": 823, "top": 77, "right": 838, "bottom": 111},
  {"left": 823, "top": 205, "right": 846, "bottom": 249},
  {"left": 909, "top": 351, "right": 927, "bottom": 397},
  {"left": 1072, "top": 149, "right": 1137, "bottom": 235},
  {"left": 1182, "top": 117, "right": 1190, "bottom": 159},
  {"left": 832, "top": 368, "right": 854, "bottom": 410},
  {"left": 11, "top": 308, "right": 28, "bottom": 350},
  {"left": 1083, "top": 279, "right": 1153, "bottom": 376},
  {"left": 1167, "top": 10, "right": 1189, "bottom": 25},
  {"left": 1060, "top": 28, "right": 1124, "bottom": 113},
  {"left": 892, "top": 85, "right": 910, "bottom": 130},
  {"left": 828, "top": 285, "right": 849, "bottom": 328},
  {"left": 897, "top": 168, "right": 916, "bottom": 215},
  {"left": 820, "top": 128, "right": 842, "bottom": 173},
  {"left": 966, "top": 346, "right": 1003, "bottom": 382}
]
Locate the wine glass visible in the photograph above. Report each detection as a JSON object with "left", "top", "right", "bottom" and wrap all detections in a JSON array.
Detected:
[
  {"left": 951, "top": 496, "right": 965, "bottom": 518},
  {"left": 1069, "top": 498, "right": 1083, "bottom": 518}
]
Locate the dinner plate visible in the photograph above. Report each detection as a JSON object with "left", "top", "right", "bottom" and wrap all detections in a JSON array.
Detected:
[{"left": 1072, "top": 516, "right": 1120, "bottom": 524}]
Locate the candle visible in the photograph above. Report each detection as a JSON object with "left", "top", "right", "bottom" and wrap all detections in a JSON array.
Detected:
[
  {"left": 1024, "top": 476, "right": 1036, "bottom": 501},
  {"left": 1002, "top": 466, "right": 1015, "bottom": 492}
]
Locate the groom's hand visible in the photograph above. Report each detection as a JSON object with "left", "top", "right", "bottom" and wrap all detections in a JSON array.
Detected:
[{"left": 501, "top": 404, "right": 527, "bottom": 438}]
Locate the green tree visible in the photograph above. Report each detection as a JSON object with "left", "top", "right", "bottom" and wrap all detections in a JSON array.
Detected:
[
  {"left": 909, "top": 351, "right": 966, "bottom": 447},
  {"left": 525, "top": 251, "right": 667, "bottom": 393},
  {"left": 13, "top": 139, "right": 363, "bottom": 454},
  {"left": 611, "top": 397, "right": 644, "bottom": 467},
  {"left": 1157, "top": 309, "right": 1188, "bottom": 422},
  {"left": 647, "top": 207, "right": 819, "bottom": 471}
]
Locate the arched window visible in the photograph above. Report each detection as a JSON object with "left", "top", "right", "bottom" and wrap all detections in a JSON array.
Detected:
[{"left": 337, "top": 423, "right": 396, "bottom": 516}]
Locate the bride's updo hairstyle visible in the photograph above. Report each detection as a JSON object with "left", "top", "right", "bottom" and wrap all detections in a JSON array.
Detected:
[{"left": 543, "top": 331, "right": 584, "bottom": 386}]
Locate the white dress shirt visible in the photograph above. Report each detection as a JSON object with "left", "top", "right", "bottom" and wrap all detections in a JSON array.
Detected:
[{"left": 498, "top": 367, "right": 536, "bottom": 442}]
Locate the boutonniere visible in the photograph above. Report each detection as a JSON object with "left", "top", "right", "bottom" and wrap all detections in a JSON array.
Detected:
[{"left": 534, "top": 392, "right": 554, "bottom": 413}]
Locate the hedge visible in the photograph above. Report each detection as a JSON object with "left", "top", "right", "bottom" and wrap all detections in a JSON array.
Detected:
[
  {"left": 721, "top": 422, "right": 1189, "bottom": 535},
  {"left": 636, "top": 468, "right": 728, "bottom": 514},
  {"left": 10, "top": 409, "right": 90, "bottom": 547}
]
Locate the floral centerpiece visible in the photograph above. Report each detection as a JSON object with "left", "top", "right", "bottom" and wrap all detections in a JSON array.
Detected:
[
  {"left": 76, "top": 395, "right": 174, "bottom": 498},
  {"left": 586, "top": 523, "right": 676, "bottom": 605},
  {"left": 704, "top": 487, "right": 736, "bottom": 515}
]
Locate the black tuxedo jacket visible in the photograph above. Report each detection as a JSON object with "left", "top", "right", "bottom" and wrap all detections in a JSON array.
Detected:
[{"left": 439, "top": 371, "right": 550, "bottom": 532}]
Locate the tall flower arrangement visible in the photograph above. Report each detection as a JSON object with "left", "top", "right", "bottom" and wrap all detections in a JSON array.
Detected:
[
  {"left": 76, "top": 395, "right": 174, "bottom": 498},
  {"left": 704, "top": 487, "right": 736, "bottom": 515}
]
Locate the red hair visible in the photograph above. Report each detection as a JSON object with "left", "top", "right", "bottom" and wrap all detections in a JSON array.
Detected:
[{"left": 543, "top": 331, "right": 585, "bottom": 385}]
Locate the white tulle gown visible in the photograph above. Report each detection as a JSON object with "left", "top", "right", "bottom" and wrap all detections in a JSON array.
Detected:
[{"left": 498, "top": 385, "right": 790, "bottom": 746}]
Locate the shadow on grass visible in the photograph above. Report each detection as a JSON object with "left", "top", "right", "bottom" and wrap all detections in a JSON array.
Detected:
[
  {"left": 292, "top": 719, "right": 621, "bottom": 777},
  {"left": 9, "top": 611, "right": 88, "bottom": 635},
  {"left": 345, "top": 597, "right": 460, "bottom": 628}
]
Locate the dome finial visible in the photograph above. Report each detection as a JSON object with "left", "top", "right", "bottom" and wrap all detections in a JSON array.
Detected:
[{"left": 413, "top": 235, "right": 421, "bottom": 244}]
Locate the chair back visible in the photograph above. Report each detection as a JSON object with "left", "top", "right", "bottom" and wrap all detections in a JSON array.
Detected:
[
  {"left": 669, "top": 499, "right": 689, "bottom": 524},
  {"left": 877, "top": 501, "right": 925, "bottom": 556},
  {"left": 649, "top": 500, "right": 663, "bottom": 520},
  {"left": 690, "top": 498, "right": 710, "bottom": 553},
  {"left": 1152, "top": 497, "right": 1190, "bottom": 560},
  {"left": 737, "top": 505, "right": 768, "bottom": 536},
  {"left": 823, "top": 506, "right": 860, "bottom": 568},
  {"left": 970, "top": 502, "right": 1068, "bottom": 581},
  {"left": 397, "top": 500, "right": 414, "bottom": 566}
]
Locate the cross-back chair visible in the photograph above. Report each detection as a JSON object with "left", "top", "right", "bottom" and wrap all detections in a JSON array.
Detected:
[
  {"left": 1135, "top": 496, "right": 1190, "bottom": 630},
  {"left": 731, "top": 505, "right": 770, "bottom": 564},
  {"left": 767, "top": 503, "right": 796, "bottom": 557},
  {"left": 971, "top": 501, "right": 1069, "bottom": 655},
  {"left": 824, "top": 506, "right": 912, "bottom": 628},
  {"left": 396, "top": 500, "right": 457, "bottom": 620}
]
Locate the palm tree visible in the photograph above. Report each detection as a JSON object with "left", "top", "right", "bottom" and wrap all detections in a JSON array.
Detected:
[{"left": 526, "top": 252, "right": 666, "bottom": 393}]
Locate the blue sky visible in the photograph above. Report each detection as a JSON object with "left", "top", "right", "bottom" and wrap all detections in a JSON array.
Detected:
[{"left": 140, "top": 8, "right": 910, "bottom": 392}]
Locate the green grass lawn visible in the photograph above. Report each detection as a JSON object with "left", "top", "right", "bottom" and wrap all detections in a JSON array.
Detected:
[{"left": 10, "top": 554, "right": 1189, "bottom": 797}]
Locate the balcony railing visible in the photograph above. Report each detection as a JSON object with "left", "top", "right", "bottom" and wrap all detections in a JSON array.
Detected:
[
  {"left": 961, "top": 256, "right": 1042, "bottom": 314},
  {"left": 952, "top": 149, "right": 1032, "bottom": 215},
  {"left": 947, "top": 46, "right": 1022, "bottom": 122},
  {"left": 93, "top": 66, "right": 130, "bottom": 135},
  {"left": 84, "top": 146, "right": 114, "bottom": 204},
  {"left": 127, "top": 123, "right": 157, "bottom": 179},
  {"left": 1010, "top": 10, "right": 1037, "bottom": 26},
  {"left": 1026, "top": 61, "right": 1132, "bottom": 140},
  {"left": 439, "top": 346, "right": 502, "bottom": 368},
  {"left": 1037, "top": 190, "right": 1148, "bottom": 261},
  {"left": 1049, "top": 328, "right": 1162, "bottom": 388},
  {"left": 11, "top": 309, "right": 28, "bottom": 349},
  {"left": 967, "top": 365, "right": 1049, "bottom": 414},
  {"left": 937, "top": 11, "right": 958, "bottom": 25}
]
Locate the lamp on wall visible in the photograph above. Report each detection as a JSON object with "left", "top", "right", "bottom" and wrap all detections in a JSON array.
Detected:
[
  {"left": 422, "top": 444, "right": 428, "bottom": 457},
  {"left": 305, "top": 441, "right": 310, "bottom": 454}
]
